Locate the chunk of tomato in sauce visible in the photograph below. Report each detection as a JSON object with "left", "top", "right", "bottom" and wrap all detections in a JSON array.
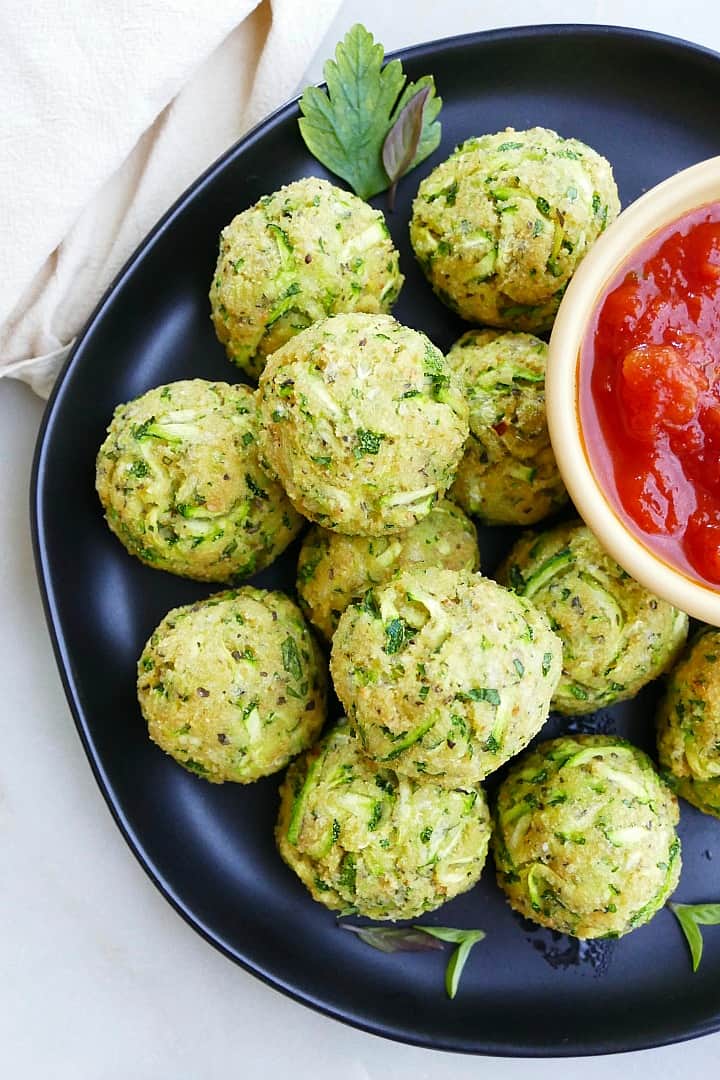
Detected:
[
  {"left": 683, "top": 220, "right": 720, "bottom": 285},
  {"left": 595, "top": 277, "right": 645, "bottom": 358},
  {"left": 620, "top": 343, "right": 708, "bottom": 440}
]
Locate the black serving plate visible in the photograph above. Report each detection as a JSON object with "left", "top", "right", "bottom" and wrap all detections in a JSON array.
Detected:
[{"left": 32, "top": 25, "right": 720, "bottom": 1056}]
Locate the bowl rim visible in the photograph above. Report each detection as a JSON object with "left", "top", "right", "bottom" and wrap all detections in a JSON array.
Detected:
[{"left": 546, "top": 155, "right": 720, "bottom": 625}]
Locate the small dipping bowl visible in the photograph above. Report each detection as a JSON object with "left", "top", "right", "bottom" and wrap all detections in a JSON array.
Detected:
[{"left": 546, "top": 156, "right": 720, "bottom": 625}]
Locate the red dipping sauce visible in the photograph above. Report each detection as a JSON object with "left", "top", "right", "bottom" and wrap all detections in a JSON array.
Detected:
[{"left": 581, "top": 203, "right": 720, "bottom": 587}]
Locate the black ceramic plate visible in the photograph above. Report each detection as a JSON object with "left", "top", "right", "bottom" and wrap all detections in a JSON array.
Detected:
[{"left": 32, "top": 25, "right": 720, "bottom": 1056}]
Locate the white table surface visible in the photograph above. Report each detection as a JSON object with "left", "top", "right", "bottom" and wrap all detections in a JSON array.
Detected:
[{"left": 3, "top": 2, "right": 720, "bottom": 1076}]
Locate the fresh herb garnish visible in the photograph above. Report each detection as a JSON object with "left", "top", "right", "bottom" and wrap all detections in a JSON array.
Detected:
[
  {"left": 382, "top": 84, "right": 431, "bottom": 211},
  {"left": 669, "top": 902, "right": 720, "bottom": 971},
  {"left": 298, "top": 24, "right": 442, "bottom": 201},
  {"left": 340, "top": 924, "right": 445, "bottom": 954},
  {"left": 419, "top": 927, "right": 486, "bottom": 999},
  {"left": 340, "top": 923, "right": 485, "bottom": 998}
]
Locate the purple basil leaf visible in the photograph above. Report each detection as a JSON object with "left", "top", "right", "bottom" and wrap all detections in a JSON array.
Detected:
[
  {"left": 382, "top": 85, "right": 431, "bottom": 210},
  {"left": 340, "top": 923, "right": 446, "bottom": 954}
]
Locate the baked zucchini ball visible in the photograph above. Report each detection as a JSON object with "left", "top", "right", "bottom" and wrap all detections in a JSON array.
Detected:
[
  {"left": 96, "top": 380, "right": 302, "bottom": 583},
  {"left": 410, "top": 127, "right": 620, "bottom": 332},
  {"left": 297, "top": 499, "right": 479, "bottom": 640},
  {"left": 330, "top": 568, "right": 562, "bottom": 785},
  {"left": 497, "top": 522, "right": 688, "bottom": 715},
  {"left": 276, "top": 720, "right": 491, "bottom": 919},
  {"left": 137, "top": 588, "right": 326, "bottom": 784},
  {"left": 446, "top": 329, "right": 567, "bottom": 525},
  {"left": 257, "top": 313, "right": 469, "bottom": 535},
  {"left": 493, "top": 735, "right": 681, "bottom": 939},
  {"left": 657, "top": 629, "right": 720, "bottom": 818},
  {"left": 210, "top": 177, "right": 404, "bottom": 379}
]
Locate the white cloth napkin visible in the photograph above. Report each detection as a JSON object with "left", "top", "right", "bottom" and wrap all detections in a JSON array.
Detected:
[{"left": 0, "top": 0, "right": 342, "bottom": 397}]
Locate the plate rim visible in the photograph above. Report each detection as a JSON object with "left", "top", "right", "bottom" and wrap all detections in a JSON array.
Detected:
[{"left": 30, "top": 23, "right": 720, "bottom": 1057}]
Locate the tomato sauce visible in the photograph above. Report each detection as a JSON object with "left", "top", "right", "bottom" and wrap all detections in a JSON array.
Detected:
[{"left": 581, "top": 203, "right": 720, "bottom": 587}]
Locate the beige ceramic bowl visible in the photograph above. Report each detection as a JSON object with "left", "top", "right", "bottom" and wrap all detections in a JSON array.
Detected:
[{"left": 546, "top": 156, "right": 720, "bottom": 625}]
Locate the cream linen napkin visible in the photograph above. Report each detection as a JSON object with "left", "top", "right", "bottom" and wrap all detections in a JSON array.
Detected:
[{"left": 0, "top": 0, "right": 342, "bottom": 397}]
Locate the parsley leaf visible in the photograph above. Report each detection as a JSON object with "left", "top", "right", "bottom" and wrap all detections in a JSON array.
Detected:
[
  {"left": 298, "top": 24, "right": 442, "bottom": 200},
  {"left": 669, "top": 901, "right": 720, "bottom": 971}
]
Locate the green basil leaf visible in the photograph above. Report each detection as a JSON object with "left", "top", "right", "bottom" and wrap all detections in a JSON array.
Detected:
[
  {"left": 419, "top": 926, "right": 485, "bottom": 998},
  {"left": 445, "top": 933, "right": 485, "bottom": 999},
  {"left": 683, "top": 903, "right": 720, "bottom": 925},
  {"left": 669, "top": 901, "right": 720, "bottom": 972},
  {"left": 339, "top": 921, "right": 484, "bottom": 998}
]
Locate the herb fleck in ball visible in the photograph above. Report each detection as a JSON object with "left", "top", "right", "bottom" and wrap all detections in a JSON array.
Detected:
[
  {"left": 330, "top": 567, "right": 562, "bottom": 785},
  {"left": 493, "top": 736, "right": 681, "bottom": 939},
  {"left": 497, "top": 522, "right": 688, "bottom": 714},
  {"left": 657, "top": 628, "right": 720, "bottom": 818},
  {"left": 410, "top": 127, "right": 620, "bottom": 332},
  {"left": 297, "top": 499, "right": 479, "bottom": 640},
  {"left": 276, "top": 720, "right": 491, "bottom": 920},
  {"left": 137, "top": 588, "right": 326, "bottom": 784},
  {"left": 446, "top": 329, "right": 567, "bottom": 525},
  {"left": 257, "top": 313, "right": 469, "bottom": 535},
  {"left": 210, "top": 177, "right": 403, "bottom": 379},
  {"left": 96, "top": 380, "right": 302, "bottom": 582}
]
